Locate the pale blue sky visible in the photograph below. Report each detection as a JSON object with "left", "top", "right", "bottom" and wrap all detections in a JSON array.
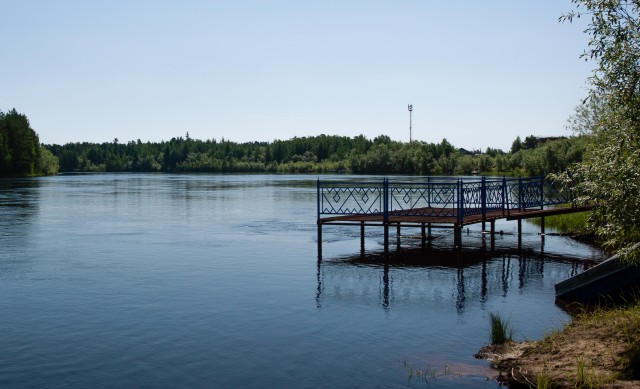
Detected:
[{"left": 2, "top": 1, "right": 592, "bottom": 151}]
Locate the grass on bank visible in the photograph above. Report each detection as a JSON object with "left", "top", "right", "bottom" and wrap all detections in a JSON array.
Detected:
[{"left": 528, "top": 212, "right": 590, "bottom": 236}]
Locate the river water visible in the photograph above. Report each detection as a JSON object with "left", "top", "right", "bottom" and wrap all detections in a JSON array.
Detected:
[{"left": 0, "top": 174, "right": 603, "bottom": 388}]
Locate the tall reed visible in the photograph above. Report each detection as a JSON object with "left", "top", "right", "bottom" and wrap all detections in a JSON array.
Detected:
[{"left": 489, "top": 312, "right": 513, "bottom": 345}]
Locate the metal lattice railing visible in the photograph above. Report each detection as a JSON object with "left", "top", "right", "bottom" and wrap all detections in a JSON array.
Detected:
[
  {"left": 389, "top": 179, "right": 458, "bottom": 218},
  {"left": 317, "top": 180, "right": 384, "bottom": 216},
  {"left": 317, "top": 176, "right": 574, "bottom": 221}
]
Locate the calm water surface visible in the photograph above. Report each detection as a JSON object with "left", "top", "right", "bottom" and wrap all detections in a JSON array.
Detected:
[{"left": 0, "top": 174, "right": 603, "bottom": 388}]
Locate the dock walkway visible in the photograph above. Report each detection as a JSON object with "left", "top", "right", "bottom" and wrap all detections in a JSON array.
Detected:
[{"left": 317, "top": 176, "right": 593, "bottom": 250}]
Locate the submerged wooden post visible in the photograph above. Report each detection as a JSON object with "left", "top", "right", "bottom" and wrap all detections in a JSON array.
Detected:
[
  {"left": 517, "top": 218, "right": 522, "bottom": 250},
  {"left": 454, "top": 225, "right": 463, "bottom": 249},
  {"left": 490, "top": 220, "right": 496, "bottom": 250},
  {"left": 317, "top": 222, "right": 323, "bottom": 259},
  {"left": 383, "top": 223, "right": 389, "bottom": 251}
]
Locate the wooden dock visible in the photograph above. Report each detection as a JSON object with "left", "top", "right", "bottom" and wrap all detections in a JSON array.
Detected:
[{"left": 317, "top": 176, "right": 594, "bottom": 252}]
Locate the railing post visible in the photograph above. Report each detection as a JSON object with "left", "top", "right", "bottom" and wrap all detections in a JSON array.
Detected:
[
  {"left": 502, "top": 176, "right": 507, "bottom": 216},
  {"left": 383, "top": 178, "right": 389, "bottom": 223},
  {"left": 427, "top": 176, "right": 431, "bottom": 207},
  {"left": 457, "top": 178, "right": 463, "bottom": 225},
  {"left": 518, "top": 177, "right": 523, "bottom": 211},
  {"left": 539, "top": 176, "right": 544, "bottom": 210},
  {"left": 481, "top": 176, "right": 487, "bottom": 221},
  {"left": 316, "top": 177, "right": 321, "bottom": 220},
  {"left": 383, "top": 178, "right": 389, "bottom": 250}
]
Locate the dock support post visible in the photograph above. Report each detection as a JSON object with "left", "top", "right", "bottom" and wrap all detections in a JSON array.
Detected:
[
  {"left": 396, "top": 224, "right": 401, "bottom": 240},
  {"left": 454, "top": 225, "right": 463, "bottom": 249},
  {"left": 360, "top": 222, "right": 365, "bottom": 253},
  {"left": 317, "top": 222, "right": 323, "bottom": 259},
  {"left": 490, "top": 220, "right": 495, "bottom": 251},
  {"left": 517, "top": 219, "right": 522, "bottom": 250},
  {"left": 383, "top": 223, "right": 389, "bottom": 252},
  {"left": 540, "top": 216, "right": 545, "bottom": 236},
  {"left": 421, "top": 222, "right": 426, "bottom": 248},
  {"left": 428, "top": 223, "right": 432, "bottom": 238}
]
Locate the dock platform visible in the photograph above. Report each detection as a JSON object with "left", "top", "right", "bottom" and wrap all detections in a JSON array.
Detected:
[{"left": 317, "top": 176, "right": 594, "bottom": 251}]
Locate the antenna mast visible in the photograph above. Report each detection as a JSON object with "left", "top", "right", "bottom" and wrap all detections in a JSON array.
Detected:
[{"left": 408, "top": 104, "right": 413, "bottom": 143}]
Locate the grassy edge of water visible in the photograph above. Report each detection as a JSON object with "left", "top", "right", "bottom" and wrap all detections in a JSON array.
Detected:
[{"left": 527, "top": 212, "right": 590, "bottom": 236}]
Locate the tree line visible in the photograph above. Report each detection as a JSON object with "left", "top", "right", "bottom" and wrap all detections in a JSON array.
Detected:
[{"left": 42, "top": 132, "right": 587, "bottom": 177}]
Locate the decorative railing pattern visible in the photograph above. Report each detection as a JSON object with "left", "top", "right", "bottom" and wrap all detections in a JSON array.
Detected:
[
  {"left": 317, "top": 181, "right": 384, "bottom": 215},
  {"left": 389, "top": 180, "right": 457, "bottom": 218},
  {"left": 317, "top": 176, "right": 574, "bottom": 222}
]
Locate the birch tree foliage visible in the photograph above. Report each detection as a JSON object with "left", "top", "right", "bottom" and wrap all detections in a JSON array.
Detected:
[{"left": 559, "top": 0, "right": 640, "bottom": 261}]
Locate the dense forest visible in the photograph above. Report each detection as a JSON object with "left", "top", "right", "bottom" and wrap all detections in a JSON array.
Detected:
[
  {"left": 43, "top": 133, "right": 587, "bottom": 177},
  {"left": 0, "top": 109, "right": 58, "bottom": 177}
]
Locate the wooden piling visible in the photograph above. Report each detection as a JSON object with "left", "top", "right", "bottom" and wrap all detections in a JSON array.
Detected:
[
  {"left": 383, "top": 223, "right": 389, "bottom": 251},
  {"left": 490, "top": 220, "right": 496, "bottom": 251},
  {"left": 454, "top": 225, "right": 462, "bottom": 249},
  {"left": 517, "top": 219, "right": 522, "bottom": 250},
  {"left": 317, "top": 222, "right": 323, "bottom": 258}
]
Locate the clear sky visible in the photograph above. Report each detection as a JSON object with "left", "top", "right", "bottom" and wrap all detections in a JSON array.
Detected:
[{"left": 2, "top": 1, "right": 593, "bottom": 151}]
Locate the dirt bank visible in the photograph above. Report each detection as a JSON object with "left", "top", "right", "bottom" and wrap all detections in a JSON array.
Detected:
[{"left": 476, "top": 304, "right": 640, "bottom": 388}]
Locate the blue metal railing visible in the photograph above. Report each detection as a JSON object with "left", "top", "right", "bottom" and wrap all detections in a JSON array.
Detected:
[
  {"left": 317, "top": 179, "right": 385, "bottom": 216},
  {"left": 389, "top": 179, "right": 458, "bottom": 218},
  {"left": 317, "top": 176, "right": 573, "bottom": 221}
]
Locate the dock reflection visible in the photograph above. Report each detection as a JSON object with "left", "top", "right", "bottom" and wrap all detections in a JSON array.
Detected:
[{"left": 315, "top": 246, "right": 595, "bottom": 312}]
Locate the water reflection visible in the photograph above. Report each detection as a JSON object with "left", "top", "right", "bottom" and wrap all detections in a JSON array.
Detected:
[
  {"left": 0, "top": 178, "right": 40, "bottom": 208},
  {"left": 0, "top": 178, "right": 41, "bottom": 277},
  {"left": 0, "top": 178, "right": 40, "bottom": 233},
  {"left": 316, "top": 246, "right": 598, "bottom": 312}
]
